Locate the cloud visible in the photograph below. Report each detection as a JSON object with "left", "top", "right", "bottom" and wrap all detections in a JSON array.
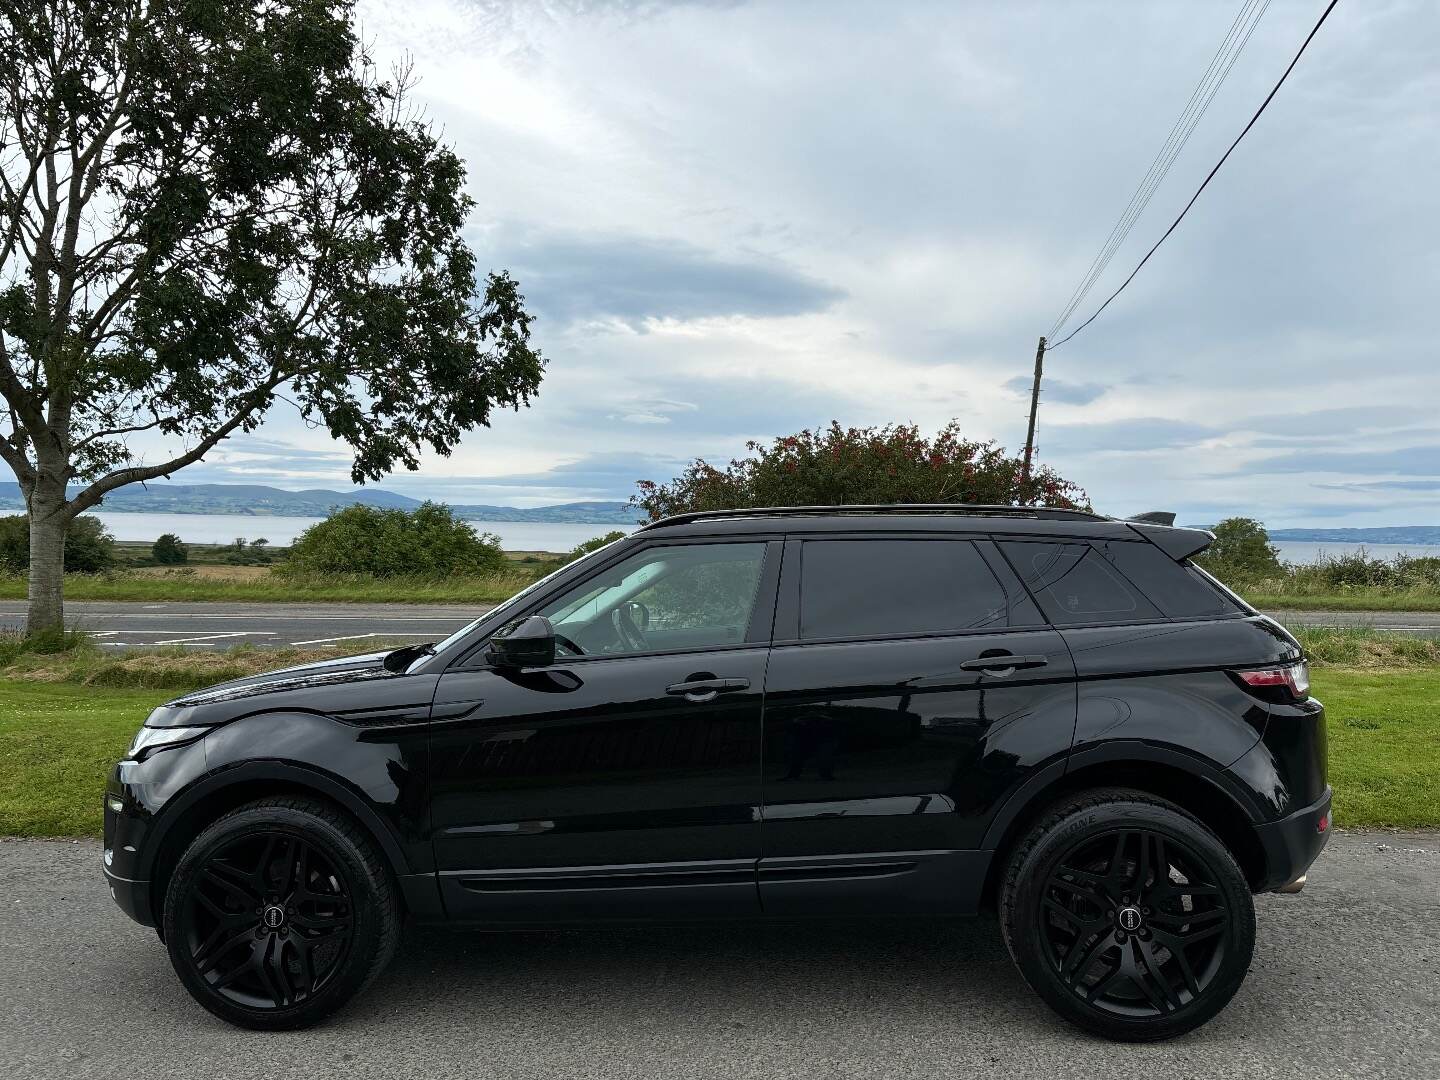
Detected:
[
  {"left": 1041, "top": 418, "right": 1217, "bottom": 455},
  {"left": 1246, "top": 445, "right": 1440, "bottom": 477},
  {"left": 1315, "top": 479, "right": 1440, "bottom": 492},
  {"left": 105, "top": 1, "right": 1440, "bottom": 531},
  {"left": 396, "top": 452, "right": 687, "bottom": 502},
  {"left": 1003, "top": 376, "right": 1107, "bottom": 405},
  {"left": 1234, "top": 406, "right": 1430, "bottom": 438},
  {"left": 499, "top": 232, "right": 844, "bottom": 326}
]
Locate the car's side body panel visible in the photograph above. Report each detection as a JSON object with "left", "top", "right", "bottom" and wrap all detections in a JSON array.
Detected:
[
  {"left": 103, "top": 670, "right": 441, "bottom": 927},
  {"left": 426, "top": 647, "right": 771, "bottom": 923},
  {"left": 758, "top": 630, "right": 1076, "bottom": 915}
]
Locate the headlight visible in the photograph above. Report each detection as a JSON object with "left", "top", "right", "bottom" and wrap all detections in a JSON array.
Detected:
[{"left": 126, "top": 725, "right": 211, "bottom": 761}]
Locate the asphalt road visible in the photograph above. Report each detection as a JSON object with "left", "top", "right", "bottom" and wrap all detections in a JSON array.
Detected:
[
  {"left": 4, "top": 600, "right": 1440, "bottom": 651},
  {"left": 1, "top": 830, "right": 1436, "bottom": 1079},
  {"left": 0, "top": 600, "right": 489, "bottom": 650}
]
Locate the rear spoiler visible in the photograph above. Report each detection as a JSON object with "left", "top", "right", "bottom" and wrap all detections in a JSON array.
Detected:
[{"left": 1125, "top": 518, "right": 1214, "bottom": 561}]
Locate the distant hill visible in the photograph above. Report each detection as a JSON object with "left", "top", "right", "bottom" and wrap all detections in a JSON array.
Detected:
[
  {"left": 1268, "top": 526, "right": 1440, "bottom": 546},
  {"left": 0, "top": 482, "right": 639, "bottom": 525}
]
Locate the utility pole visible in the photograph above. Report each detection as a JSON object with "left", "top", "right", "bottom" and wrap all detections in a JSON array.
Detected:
[{"left": 1021, "top": 335, "right": 1046, "bottom": 487}]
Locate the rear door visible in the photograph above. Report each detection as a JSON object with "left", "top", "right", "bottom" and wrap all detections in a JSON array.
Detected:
[{"left": 758, "top": 535, "right": 1076, "bottom": 917}]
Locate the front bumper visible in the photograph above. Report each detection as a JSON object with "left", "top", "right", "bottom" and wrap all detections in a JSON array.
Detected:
[
  {"left": 1253, "top": 786, "right": 1332, "bottom": 892},
  {"left": 102, "top": 762, "right": 164, "bottom": 928},
  {"left": 102, "top": 859, "right": 155, "bottom": 926}
]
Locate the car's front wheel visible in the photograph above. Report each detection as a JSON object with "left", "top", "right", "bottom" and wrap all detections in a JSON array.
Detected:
[
  {"left": 1000, "top": 788, "right": 1255, "bottom": 1042},
  {"left": 162, "top": 797, "right": 400, "bottom": 1030}
]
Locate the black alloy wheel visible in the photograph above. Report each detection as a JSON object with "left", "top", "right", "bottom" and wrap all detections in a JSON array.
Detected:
[
  {"left": 164, "top": 798, "right": 399, "bottom": 1030},
  {"left": 1001, "top": 788, "right": 1255, "bottom": 1042},
  {"left": 1039, "top": 828, "right": 1228, "bottom": 1016},
  {"left": 181, "top": 831, "right": 354, "bottom": 1009}
]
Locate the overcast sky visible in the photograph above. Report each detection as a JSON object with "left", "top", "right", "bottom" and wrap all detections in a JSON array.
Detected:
[{"left": 161, "top": 0, "right": 1439, "bottom": 528}]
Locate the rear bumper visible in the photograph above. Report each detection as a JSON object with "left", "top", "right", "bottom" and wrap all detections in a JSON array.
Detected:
[{"left": 1253, "top": 786, "right": 1332, "bottom": 892}]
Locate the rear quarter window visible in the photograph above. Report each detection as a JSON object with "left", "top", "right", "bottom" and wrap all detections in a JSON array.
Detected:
[
  {"left": 1096, "top": 540, "right": 1242, "bottom": 619},
  {"left": 998, "top": 541, "right": 1161, "bottom": 626}
]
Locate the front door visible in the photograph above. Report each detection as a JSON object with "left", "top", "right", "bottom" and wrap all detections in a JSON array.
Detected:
[
  {"left": 429, "top": 538, "right": 780, "bottom": 922},
  {"left": 759, "top": 536, "right": 1077, "bottom": 916}
]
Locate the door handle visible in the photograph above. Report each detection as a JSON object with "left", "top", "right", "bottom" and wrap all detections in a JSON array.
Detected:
[
  {"left": 958, "top": 654, "right": 1049, "bottom": 673},
  {"left": 665, "top": 677, "right": 750, "bottom": 702}
]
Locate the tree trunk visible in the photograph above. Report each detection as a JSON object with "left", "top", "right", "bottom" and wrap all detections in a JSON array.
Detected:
[{"left": 26, "top": 491, "right": 69, "bottom": 635}]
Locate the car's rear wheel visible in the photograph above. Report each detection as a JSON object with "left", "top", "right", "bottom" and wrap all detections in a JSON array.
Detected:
[
  {"left": 162, "top": 797, "right": 399, "bottom": 1030},
  {"left": 1000, "top": 788, "right": 1255, "bottom": 1042}
]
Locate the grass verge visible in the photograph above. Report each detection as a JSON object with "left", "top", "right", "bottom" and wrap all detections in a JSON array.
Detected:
[
  {"left": 3, "top": 568, "right": 1439, "bottom": 611},
  {"left": 0, "top": 564, "right": 558, "bottom": 604},
  {"left": 1292, "top": 626, "right": 1440, "bottom": 667},
  {"left": 1, "top": 657, "right": 1436, "bottom": 838},
  {"left": 1247, "top": 590, "right": 1440, "bottom": 612},
  {"left": 0, "top": 681, "right": 167, "bottom": 836},
  {"left": 1313, "top": 668, "right": 1440, "bottom": 829}
]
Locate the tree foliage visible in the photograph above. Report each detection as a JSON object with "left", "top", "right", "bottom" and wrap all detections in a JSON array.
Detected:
[
  {"left": 0, "top": 0, "right": 545, "bottom": 628},
  {"left": 283, "top": 502, "right": 505, "bottom": 578},
  {"left": 633, "top": 422, "right": 1088, "bottom": 521},
  {"left": 151, "top": 531, "right": 187, "bottom": 564},
  {"left": 563, "top": 530, "right": 628, "bottom": 565},
  {"left": 0, "top": 512, "right": 113, "bottom": 572},
  {"left": 1197, "top": 517, "right": 1283, "bottom": 580}
]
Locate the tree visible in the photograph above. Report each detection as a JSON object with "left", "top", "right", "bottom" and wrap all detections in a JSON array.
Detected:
[
  {"left": 151, "top": 531, "right": 187, "bottom": 564},
  {"left": 1198, "top": 517, "right": 1283, "bottom": 580},
  {"left": 0, "top": 1, "right": 545, "bottom": 632},
  {"left": 563, "top": 530, "right": 627, "bottom": 565},
  {"left": 283, "top": 502, "right": 504, "bottom": 578},
  {"left": 0, "top": 512, "right": 113, "bottom": 572},
  {"left": 633, "top": 421, "right": 1087, "bottom": 521}
]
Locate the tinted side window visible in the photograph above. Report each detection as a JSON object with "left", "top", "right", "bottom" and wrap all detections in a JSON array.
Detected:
[
  {"left": 538, "top": 542, "right": 767, "bottom": 656},
  {"left": 800, "top": 539, "right": 1006, "bottom": 640},
  {"left": 999, "top": 541, "right": 1161, "bottom": 626},
  {"left": 1096, "top": 540, "right": 1241, "bottom": 618}
]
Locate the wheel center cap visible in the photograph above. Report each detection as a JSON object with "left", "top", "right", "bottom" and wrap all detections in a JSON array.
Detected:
[
  {"left": 1117, "top": 905, "right": 1144, "bottom": 932},
  {"left": 261, "top": 904, "right": 286, "bottom": 930}
]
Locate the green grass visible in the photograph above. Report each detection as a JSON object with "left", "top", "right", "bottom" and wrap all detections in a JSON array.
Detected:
[
  {"left": 1247, "top": 590, "right": 1440, "bottom": 612},
  {"left": 1292, "top": 626, "right": 1440, "bottom": 667},
  {"left": 1314, "top": 668, "right": 1440, "bottom": 829},
  {"left": 1, "top": 664, "right": 1436, "bottom": 838},
  {"left": 0, "top": 681, "right": 169, "bottom": 836},
  {"left": 0, "top": 638, "right": 389, "bottom": 690}
]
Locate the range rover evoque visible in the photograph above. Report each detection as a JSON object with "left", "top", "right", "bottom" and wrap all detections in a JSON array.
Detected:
[{"left": 103, "top": 505, "right": 1330, "bottom": 1040}]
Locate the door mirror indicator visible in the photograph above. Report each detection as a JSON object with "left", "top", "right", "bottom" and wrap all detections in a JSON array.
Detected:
[{"left": 487, "top": 615, "right": 556, "bottom": 669}]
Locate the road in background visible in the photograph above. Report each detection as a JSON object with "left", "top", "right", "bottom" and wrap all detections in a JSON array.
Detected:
[
  {"left": 2, "top": 601, "right": 1439, "bottom": 650},
  {"left": 0, "top": 600, "right": 486, "bottom": 650},
  {"left": 2, "top": 830, "right": 1436, "bottom": 1078}
]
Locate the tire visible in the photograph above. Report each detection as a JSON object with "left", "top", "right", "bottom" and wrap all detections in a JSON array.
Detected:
[
  {"left": 999, "top": 787, "right": 1255, "bottom": 1042},
  {"left": 162, "top": 797, "right": 400, "bottom": 1030}
]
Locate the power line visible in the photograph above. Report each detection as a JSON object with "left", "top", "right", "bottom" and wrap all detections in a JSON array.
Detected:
[
  {"left": 1048, "top": 0, "right": 1339, "bottom": 351},
  {"left": 1047, "top": 0, "right": 1272, "bottom": 342}
]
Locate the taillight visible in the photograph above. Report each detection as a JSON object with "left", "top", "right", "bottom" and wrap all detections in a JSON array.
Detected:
[{"left": 1236, "top": 660, "right": 1310, "bottom": 700}]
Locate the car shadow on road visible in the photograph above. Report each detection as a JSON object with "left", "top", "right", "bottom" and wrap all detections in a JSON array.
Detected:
[{"left": 362, "top": 913, "right": 1044, "bottom": 1032}]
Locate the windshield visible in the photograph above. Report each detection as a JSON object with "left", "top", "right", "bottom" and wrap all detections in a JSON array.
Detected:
[{"left": 408, "top": 533, "right": 632, "bottom": 671}]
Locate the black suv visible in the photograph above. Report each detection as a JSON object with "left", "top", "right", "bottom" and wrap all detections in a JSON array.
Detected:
[{"left": 103, "top": 505, "right": 1330, "bottom": 1040}]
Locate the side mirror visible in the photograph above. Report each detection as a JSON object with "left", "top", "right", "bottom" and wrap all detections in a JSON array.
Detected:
[
  {"left": 623, "top": 600, "right": 650, "bottom": 630},
  {"left": 486, "top": 614, "right": 556, "bottom": 669}
]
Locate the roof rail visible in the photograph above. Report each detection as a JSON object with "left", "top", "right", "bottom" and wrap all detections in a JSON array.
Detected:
[{"left": 638, "top": 503, "right": 1106, "bottom": 531}]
